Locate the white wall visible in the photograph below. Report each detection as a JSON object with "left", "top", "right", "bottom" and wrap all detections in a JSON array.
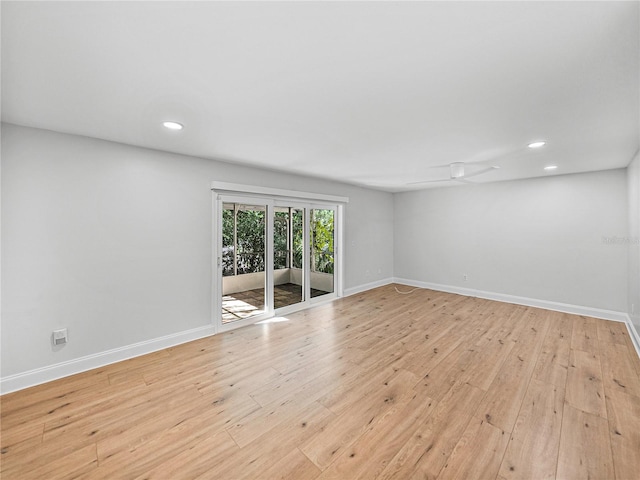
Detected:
[
  {"left": 628, "top": 152, "right": 640, "bottom": 331},
  {"left": 1, "top": 123, "right": 394, "bottom": 380},
  {"left": 394, "top": 170, "right": 629, "bottom": 313}
]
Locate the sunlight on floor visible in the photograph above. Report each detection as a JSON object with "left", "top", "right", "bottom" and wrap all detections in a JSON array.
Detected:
[{"left": 256, "top": 317, "right": 291, "bottom": 324}]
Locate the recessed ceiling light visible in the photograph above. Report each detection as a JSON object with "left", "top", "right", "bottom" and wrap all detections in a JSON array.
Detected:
[
  {"left": 163, "top": 121, "right": 183, "bottom": 130},
  {"left": 544, "top": 165, "right": 558, "bottom": 171},
  {"left": 528, "top": 141, "right": 546, "bottom": 149}
]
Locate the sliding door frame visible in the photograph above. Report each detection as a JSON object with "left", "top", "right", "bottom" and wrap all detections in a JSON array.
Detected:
[
  {"left": 307, "top": 203, "right": 339, "bottom": 306},
  {"left": 211, "top": 182, "right": 348, "bottom": 332},
  {"left": 272, "top": 200, "right": 309, "bottom": 316},
  {"left": 215, "top": 194, "right": 275, "bottom": 333}
]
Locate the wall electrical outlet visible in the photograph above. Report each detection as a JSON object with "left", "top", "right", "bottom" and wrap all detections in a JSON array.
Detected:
[
  {"left": 52, "top": 328, "right": 68, "bottom": 346},
  {"left": 463, "top": 273, "right": 468, "bottom": 281}
]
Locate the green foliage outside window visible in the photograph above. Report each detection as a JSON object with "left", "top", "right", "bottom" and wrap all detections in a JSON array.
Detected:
[
  {"left": 311, "top": 209, "right": 334, "bottom": 274},
  {"left": 222, "top": 208, "right": 235, "bottom": 276},
  {"left": 273, "top": 209, "right": 305, "bottom": 270},
  {"left": 222, "top": 205, "right": 333, "bottom": 276},
  {"left": 274, "top": 212, "right": 288, "bottom": 269},
  {"left": 222, "top": 205, "right": 265, "bottom": 276},
  {"left": 292, "top": 211, "right": 303, "bottom": 269}
]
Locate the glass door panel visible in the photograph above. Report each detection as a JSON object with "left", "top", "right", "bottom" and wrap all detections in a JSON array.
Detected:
[
  {"left": 221, "top": 202, "right": 268, "bottom": 324},
  {"left": 214, "top": 191, "right": 341, "bottom": 330},
  {"left": 310, "top": 208, "right": 335, "bottom": 298},
  {"left": 273, "top": 206, "right": 305, "bottom": 310}
]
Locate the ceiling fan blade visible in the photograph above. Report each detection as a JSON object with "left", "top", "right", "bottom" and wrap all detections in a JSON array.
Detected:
[
  {"left": 406, "top": 178, "right": 451, "bottom": 185},
  {"left": 409, "top": 163, "right": 499, "bottom": 185},
  {"left": 424, "top": 147, "right": 524, "bottom": 171},
  {"left": 462, "top": 166, "right": 499, "bottom": 179},
  {"left": 454, "top": 178, "right": 475, "bottom": 184}
]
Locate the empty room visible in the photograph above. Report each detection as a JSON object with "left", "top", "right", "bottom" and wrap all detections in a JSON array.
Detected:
[{"left": 1, "top": 1, "right": 639, "bottom": 479}]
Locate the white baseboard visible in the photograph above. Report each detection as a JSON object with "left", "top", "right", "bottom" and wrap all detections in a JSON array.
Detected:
[
  {"left": 344, "top": 277, "right": 393, "bottom": 297},
  {"left": 626, "top": 317, "right": 640, "bottom": 359},
  {"left": 392, "top": 277, "right": 629, "bottom": 323},
  {"left": 0, "top": 325, "right": 216, "bottom": 395}
]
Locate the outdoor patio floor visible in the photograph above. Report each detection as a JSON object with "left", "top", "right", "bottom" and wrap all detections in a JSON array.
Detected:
[{"left": 222, "top": 283, "right": 330, "bottom": 323}]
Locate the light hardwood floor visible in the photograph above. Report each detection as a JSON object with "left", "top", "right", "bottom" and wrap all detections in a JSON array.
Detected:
[{"left": 2, "top": 284, "right": 640, "bottom": 479}]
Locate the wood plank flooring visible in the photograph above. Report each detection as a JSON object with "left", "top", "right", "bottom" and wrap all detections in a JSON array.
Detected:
[{"left": 2, "top": 284, "right": 639, "bottom": 479}]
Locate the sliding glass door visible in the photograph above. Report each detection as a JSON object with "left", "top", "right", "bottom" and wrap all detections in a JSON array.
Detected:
[
  {"left": 310, "top": 208, "right": 335, "bottom": 299},
  {"left": 214, "top": 193, "right": 340, "bottom": 331},
  {"left": 219, "top": 197, "right": 272, "bottom": 326},
  {"left": 273, "top": 205, "right": 305, "bottom": 310}
]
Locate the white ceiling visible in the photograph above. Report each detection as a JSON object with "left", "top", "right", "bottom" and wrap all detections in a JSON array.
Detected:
[{"left": 2, "top": 1, "right": 638, "bottom": 192}]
